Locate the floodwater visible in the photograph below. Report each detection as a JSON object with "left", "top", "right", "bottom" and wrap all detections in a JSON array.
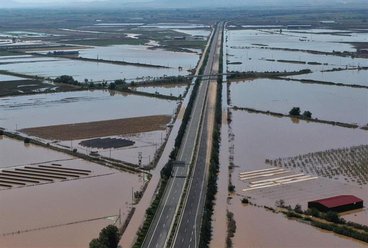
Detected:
[
  {"left": 225, "top": 28, "right": 368, "bottom": 73},
  {"left": 141, "top": 23, "right": 210, "bottom": 29},
  {"left": 227, "top": 111, "right": 368, "bottom": 244},
  {"left": 229, "top": 201, "right": 368, "bottom": 248},
  {"left": 76, "top": 45, "right": 200, "bottom": 70},
  {"left": 0, "top": 31, "right": 52, "bottom": 38},
  {"left": 289, "top": 69, "right": 368, "bottom": 86},
  {"left": 132, "top": 84, "right": 187, "bottom": 97},
  {"left": 173, "top": 29, "right": 211, "bottom": 37},
  {"left": 0, "top": 74, "right": 24, "bottom": 82},
  {"left": 0, "top": 136, "right": 143, "bottom": 248},
  {"left": 284, "top": 29, "right": 368, "bottom": 44},
  {"left": 230, "top": 111, "right": 368, "bottom": 174},
  {"left": 0, "top": 55, "right": 188, "bottom": 82},
  {"left": 226, "top": 29, "right": 356, "bottom": 53},
  {"left": 229, "top": 111, "right": 368, "bottom": 210},
  {"left": 230, "top": 79, "right": 368, "bottom": 125},
  {"left": 0, "top": 90, "right": 177, "bottom": 130},
  {"left": 225, "top": 26, "right": 368, "bottom": 247},
  {"left": 0, "top": 136, "right": 70, "bottom": 168},
  {"left": 226, "top": 46, "right": 367, "bottom": 72},
  {"left": 210, "top": 83, "right": 229, "bottom": 248}
]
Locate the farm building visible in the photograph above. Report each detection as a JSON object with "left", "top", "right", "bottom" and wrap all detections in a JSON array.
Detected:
[{"left": 308, "top": 195, "right": 363, "bottom": 213}]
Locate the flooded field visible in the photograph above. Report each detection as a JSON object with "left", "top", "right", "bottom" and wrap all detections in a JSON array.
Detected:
[
  {"left": 226, "top": 46, "right": 367, "bottom": 72},
  {"left": 0, "top": 56, "right": 188, "bottom": 82},
  {"left": 223, "top": 25, "right": 368, "bottom": 247},
  {"left": 32, "top": 45, "right": 200, "bottom": 71},
  {"left": 226, "top": 29, "right": 357, "bottom": 53},
  {"left": 173, "top": 29, "right": 211, "bottom": 37},
  {"left": 225, "top": 28, "right": 368, "bottom": 73},
  {"left": 289, "top": 69, "right": 368, "bottom": 86},
  {"left": 0, "top": 55, "right": 188, "bottom": 82},
  {"left": 0, "top": 136, "right": 143, "bottom": 248},
  {"left": 230, "top": 79, "right": 368, "bottom": 125},
  {"left": 230, "top": 111, "right": 368, "bottom": 177},
  {"left": 0, "top": 74, "right": 25, "bottom": 82},
  {"left": 0, "top": 90, "right": 177, "bottom": 130},
  {"left": 283, "top": 29, "right": 368, "bottom": 44},
  {"left": 141, "top": 23, "right": 210, "bottom": 29},
  {"left": 78, "top": 45, "right": 200, "bottom": 70},
  {"left": 229, "top": 202, "right": 368, "bottom": 248},
  {"left": 224, "top": 110, "right": 368, "bottom": 248},
  {"left": 132, "top": 84, "right": 187, "bottom": 97},
  {"left": 229, "top": 111, "right": 368, "bottom": 215}
]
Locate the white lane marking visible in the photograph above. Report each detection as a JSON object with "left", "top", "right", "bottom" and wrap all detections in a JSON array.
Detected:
[{"left": 145, "top": 165, "right": 180, "bottom": 247}]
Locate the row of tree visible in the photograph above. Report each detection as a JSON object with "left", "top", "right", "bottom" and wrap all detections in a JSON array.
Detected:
[{"left": 289, "top": 107, "right": 312, "bottom": 118}]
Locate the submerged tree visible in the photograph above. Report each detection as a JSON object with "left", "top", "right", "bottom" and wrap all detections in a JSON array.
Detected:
[
  {"left": 89, "top": 225, "right": 120, "bottom": 248},
  {"left": 289, "top": 107, "right": 301, "bottom": 116},
  {"left": 303, "top": 111, "right": 312, "bottom": 118}
]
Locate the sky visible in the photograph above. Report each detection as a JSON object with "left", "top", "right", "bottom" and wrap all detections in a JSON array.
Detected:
[{"left": 0, "top": 0, "right": 365, "bottom": 8}]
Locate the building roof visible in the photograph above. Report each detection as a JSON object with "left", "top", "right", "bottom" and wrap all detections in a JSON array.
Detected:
[{"left": 310, "top": 195, "right": 363, "bottom": 208}]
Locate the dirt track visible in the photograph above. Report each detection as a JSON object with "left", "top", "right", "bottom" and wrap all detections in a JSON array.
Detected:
[{"left": 21, "top": 115, "right": 171, "bottom": 141}]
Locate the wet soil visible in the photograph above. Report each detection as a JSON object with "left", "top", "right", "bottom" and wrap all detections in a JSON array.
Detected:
[{"left": 21, "top": 115, "right": 171, "bottom": 140}]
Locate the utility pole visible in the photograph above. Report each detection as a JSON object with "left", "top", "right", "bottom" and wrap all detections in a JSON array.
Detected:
[{"left": 131, "top": 187, "right": 134, "bottom": 205}]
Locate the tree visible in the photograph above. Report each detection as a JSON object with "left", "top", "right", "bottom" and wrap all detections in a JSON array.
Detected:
[
  {"left": 294, "top": 204, "right": 303, "bottom": 213},
  {"left": 108, "top": 83, "right": 116, "bottom": 90},
  {"left": 302, "top": 111, "right": 312, "bottom": 118},
  {"left": 89, "top": 225, "right": 120, "bottom": 248},
  {"left": 325, "top": 211, "right": 340, "bottom": 223},
  {"left": 114, "top": 79, "right": 126, "bottom": 85},
  {"left": 89, "top": 239, "right": 107, "bottom": 248},
  {"left": 289, "top": 107, "right": 301, "bottom": 116},
  {"left": 99, "top": 225, "right": 120, "bottom": 248},
  {"left": 54, "top": 75, "right": 78, "bottom": 85}
]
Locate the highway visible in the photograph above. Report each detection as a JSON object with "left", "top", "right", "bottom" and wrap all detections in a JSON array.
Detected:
[
  {"left": 142, "top": 22, "right": 223, "bottom": 248},
  {"left": 171, "top": 23, "right": 223, "bottom": 248}
]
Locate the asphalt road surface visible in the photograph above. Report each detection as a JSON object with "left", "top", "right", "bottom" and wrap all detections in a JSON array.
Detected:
[
  {"left": 142, "top": 22, "right": 223, "bottom": 248},
  {"left": 171, "top": 22, "right": 223, "bottom": 248}
]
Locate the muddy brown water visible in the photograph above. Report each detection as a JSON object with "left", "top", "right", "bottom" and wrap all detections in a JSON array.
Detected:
[
  {"left": 229, "top": 199, "right": 368, "bottom": 248},
  {"left": 0, "top": 136, "right": 143, "bottom": 248},
  {"left": 228, "top": 110, "right": 368, "bottom": 245}
]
